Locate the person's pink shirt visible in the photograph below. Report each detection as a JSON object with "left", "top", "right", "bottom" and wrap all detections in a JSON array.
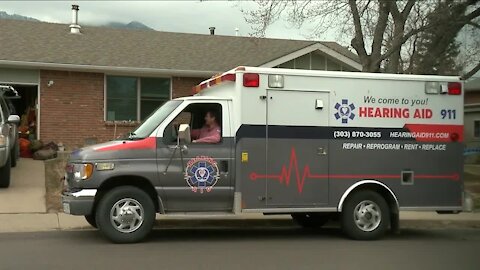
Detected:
[{"left": 191, "top": 123, "right": 221, "bottom": 143}]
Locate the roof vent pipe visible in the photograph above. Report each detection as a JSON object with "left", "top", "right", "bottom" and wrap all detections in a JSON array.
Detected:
[
  {"left": 209, "top": 27, "right": 215, "bottom": 35},
  {"left": 70, "top": 4, "right": 81, "bottom": 34}
]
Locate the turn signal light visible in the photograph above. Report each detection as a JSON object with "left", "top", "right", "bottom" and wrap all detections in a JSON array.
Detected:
[
  {"left": 243, "top": 73, "right": 260, "bottom": 87},
  {"left": 83, "top": 163, "right": 94, "bottom": 180}
]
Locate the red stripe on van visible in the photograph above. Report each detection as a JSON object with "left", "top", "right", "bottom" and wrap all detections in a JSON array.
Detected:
[{"left": 95, "top": 137, "right": 156, "bottom": 152}]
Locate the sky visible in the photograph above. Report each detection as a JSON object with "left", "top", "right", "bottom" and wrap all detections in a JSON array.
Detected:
[{"left": 0, "top": 0, "right": 330, "bottom": 41}]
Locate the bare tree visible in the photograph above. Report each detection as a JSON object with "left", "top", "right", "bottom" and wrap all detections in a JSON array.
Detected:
[{"left": 242, "top": 0, "right": 480, "bottom": 79}]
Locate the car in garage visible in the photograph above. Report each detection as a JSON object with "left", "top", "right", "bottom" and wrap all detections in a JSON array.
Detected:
[{"left": 0, "top": 85, "right": 20, "bottom": 187}]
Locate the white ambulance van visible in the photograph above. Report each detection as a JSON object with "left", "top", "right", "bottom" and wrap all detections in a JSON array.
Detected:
[{"left": 62, "top": 66, "right": 464, "bottom": 243}]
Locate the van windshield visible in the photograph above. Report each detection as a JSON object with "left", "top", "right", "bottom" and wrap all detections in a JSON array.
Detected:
[{"left": 127, "top": 100, "right": 182, "bottom": 140}]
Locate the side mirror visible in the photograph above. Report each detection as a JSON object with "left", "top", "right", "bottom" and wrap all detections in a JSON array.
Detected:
[
  {"left": 7, "top": 115, "right": 20, "bottom": 124},
  {"left": 177, "top": 124, "right": 191, "bottom": 144}
]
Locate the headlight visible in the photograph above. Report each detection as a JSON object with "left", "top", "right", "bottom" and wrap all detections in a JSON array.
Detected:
[{"left": 70, "top": 163, "right": 94, "bottom": 181}]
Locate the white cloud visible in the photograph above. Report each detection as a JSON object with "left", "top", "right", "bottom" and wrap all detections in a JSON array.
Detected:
[{"left": 0, "top": 0, "right": 325, "bottom": 40}]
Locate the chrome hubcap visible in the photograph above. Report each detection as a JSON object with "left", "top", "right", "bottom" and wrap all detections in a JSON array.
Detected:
[
  {"left": 353, "top": 200, "right": 381, "bottom": 232},
  {"left": 110, "top": 198, "right": 144, "bottom": 233}
]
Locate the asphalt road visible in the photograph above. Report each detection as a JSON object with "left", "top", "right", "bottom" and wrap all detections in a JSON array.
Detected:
[{"left": 0, "top": 227, "right": 479, "bottom": 270}]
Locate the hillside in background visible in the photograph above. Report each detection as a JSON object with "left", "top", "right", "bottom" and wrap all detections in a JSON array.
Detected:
[
  {"left": 0, "top": 11, "right": 39, "bottom": 21},
  {"left": 104, "top": 21, "right": 153, "bottom": 30},
  {"left": 0, "top": 10, "right": 153, "bottom": 30}
]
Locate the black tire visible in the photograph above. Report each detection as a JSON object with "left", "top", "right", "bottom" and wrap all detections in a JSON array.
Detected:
[
  {"left": 341, "top": 190, "right": 390, "bottom": 240},
  {"left": 10, "top": 143, "right": 17, "bottom": 168},
  {"left": 291, "top": 213, "right": 330, "bottom": 228},
  {"left": 84, "top": 214, "right": 97, "bottom": 228},
  {"left": 0, "top": 156, "right": 11, "bottom": 188},
  {"left": 95, "top": 186, "right": 155, "bottom": 243}
]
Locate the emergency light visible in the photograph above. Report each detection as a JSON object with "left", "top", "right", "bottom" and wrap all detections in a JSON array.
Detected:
[
  {"left": 425, "top": 81, "right": 462, "bottom": 95},
  {"left": 425, "top": 82, "right": 441, "bottom": 94},
  {"left": 447, "top": 82, "right": 462, "bottom": 95},
  {"left": 268, "top": 74, "right": 284, "bottom": 88},
  {"left": 243, "top": 73, "right": 260, "bottom": 87}
]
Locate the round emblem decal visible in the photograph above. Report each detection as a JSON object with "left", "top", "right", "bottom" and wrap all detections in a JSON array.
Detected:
[{"left": 184, "top": 156, "right": 220, "bottom": 193}]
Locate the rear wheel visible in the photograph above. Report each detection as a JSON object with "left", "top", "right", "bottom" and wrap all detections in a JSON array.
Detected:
[
  {"left": 84, "top": 214, "right": 97, "bottom": 228},
  {"left": 95, "top": 186, "right": 155, "bottom": 243},
  {"left": 291, "top": 213, "right": 330, "bottom": 228},
  {"left": 0, "top": 157, "right": 11, "bottom": 188},
  {"left": 341, "top": 190, "right": 389, "bottom": 240}
]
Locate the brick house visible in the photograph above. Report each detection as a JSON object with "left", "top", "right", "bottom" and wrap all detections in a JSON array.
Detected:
[{"left": 0, "top": 19, "right": 361, "bottom": 148}]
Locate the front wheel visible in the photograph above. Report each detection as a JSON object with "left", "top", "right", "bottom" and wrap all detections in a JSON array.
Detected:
[
  {"left": 341, "top": 190, "right": 390, "bottom": 240},
  {"left": 84, "top": 214, "right": 97, "bottom": 228},
  {"left": 95, "top": 186, "right": 156, "bottom": 243}
]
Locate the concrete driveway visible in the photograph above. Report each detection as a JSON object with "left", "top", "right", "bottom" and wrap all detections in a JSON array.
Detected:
[{"left": 0, "top": 158, "right": 46, "bottom": 213}]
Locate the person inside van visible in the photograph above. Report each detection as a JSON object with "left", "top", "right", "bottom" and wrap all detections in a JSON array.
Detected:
[{"left": 191, "top": 110, "right": 221, "bottom": 143}]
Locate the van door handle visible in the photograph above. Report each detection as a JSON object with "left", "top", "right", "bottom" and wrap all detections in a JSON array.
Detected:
[{"left": 317, "top": 147, "right": 327, "bottom": 155}]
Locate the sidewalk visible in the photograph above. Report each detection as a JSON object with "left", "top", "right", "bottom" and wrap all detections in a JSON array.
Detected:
[{"left": 0, "top": 211, "right": 478, "bottom": 234}]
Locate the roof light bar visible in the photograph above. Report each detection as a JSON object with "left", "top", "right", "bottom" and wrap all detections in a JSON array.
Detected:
[{"left": 192, "top": 73, "right": 236, "bottom": 94}]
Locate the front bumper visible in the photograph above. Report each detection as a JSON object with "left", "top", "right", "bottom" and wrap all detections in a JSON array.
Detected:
[{"left": 61, "top": 189, "right": 97, "bottom": 215}]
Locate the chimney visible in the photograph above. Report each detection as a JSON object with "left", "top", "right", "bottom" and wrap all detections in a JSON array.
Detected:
[
  {"left": 69, "top": 4, "right": 81, "bottom": 34},
  {"left": 235, "top": 28, "right": 239, "bottom": 37},
  {"left": 209, "top": 27, "right": 215, "bottom": 35}
]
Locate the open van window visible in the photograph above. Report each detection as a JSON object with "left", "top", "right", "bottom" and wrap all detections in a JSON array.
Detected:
[
  {"left": 163, "top": 103, "right": 222, "bottom": 144},
  {"left": 127, "top": 100, "right": 182, "bottom": 140}
]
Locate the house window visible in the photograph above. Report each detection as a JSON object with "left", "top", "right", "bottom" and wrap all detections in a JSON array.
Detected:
[
  {"left": 474, "top": 120, "right": 480, "bottom": 138},
  {"left": 106, "top": 76, "right": 171, "bottom": 121},
  {"left": 140, "top": 78, "right": 171, "bottom": 120}
]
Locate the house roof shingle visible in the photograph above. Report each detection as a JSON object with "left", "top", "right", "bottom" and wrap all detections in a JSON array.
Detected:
[{"left": 0, "top": 19, "right": 358, "bottom": 73}]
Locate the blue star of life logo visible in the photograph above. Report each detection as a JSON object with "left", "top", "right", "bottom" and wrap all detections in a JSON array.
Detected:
[
  {"left": 334, "top": 99, "right": 356, "bottom": 124},
  {"left": 185, "top": 156, "right": 220, "bottom": 194}
]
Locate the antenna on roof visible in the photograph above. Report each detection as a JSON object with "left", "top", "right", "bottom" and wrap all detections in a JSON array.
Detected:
[{"left": 70, "top": 4, "right": 81, "bottom": 34}]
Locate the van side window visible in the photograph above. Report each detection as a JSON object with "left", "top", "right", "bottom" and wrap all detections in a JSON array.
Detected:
[
  {"left": 163, "top": 103, "right": 222, "bottom": 144},
  {"left": 163, "top": 112, "right": 192, "bottom": 144}
]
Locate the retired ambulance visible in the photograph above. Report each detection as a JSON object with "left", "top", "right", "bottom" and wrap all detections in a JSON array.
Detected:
[{"left": 62, "top": 67, "right": 464, "bottom": 243}]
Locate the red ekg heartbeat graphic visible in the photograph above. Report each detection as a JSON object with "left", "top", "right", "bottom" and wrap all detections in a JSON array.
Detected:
[
  {"left": 249, "top": 147, "right": 459, "bottom": 194},
  {"left": 249, "top": 148, "right": 327, "bottom": 194}
]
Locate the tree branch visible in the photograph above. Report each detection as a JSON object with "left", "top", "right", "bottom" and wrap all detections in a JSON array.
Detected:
[
  {"left": 401, "top": 0, "right": 416, "bottom": 18},
  {"left": 468, "top": 21, "right": 480, "bottom": 29},
  {"left": 348, "top": 0, "right": 368, "bottom": 60},
  {"left": 370, "top": 0, "right": 390, "bottom": 66},
  {"left": 360, "top": 0, "right": 372, "bottom": 16},
  {"left": 462, "top": 61, "right": 480, "bottom": 80}
]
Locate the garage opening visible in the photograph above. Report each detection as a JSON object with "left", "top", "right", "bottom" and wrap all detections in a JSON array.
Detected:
[{"left": 6, "top": 85, "right": 39, "bottom": 157}]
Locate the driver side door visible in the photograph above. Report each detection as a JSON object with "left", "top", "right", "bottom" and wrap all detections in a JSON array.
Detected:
[{"left": 156, "top": 101, "right": 234, "bottom": 212}]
